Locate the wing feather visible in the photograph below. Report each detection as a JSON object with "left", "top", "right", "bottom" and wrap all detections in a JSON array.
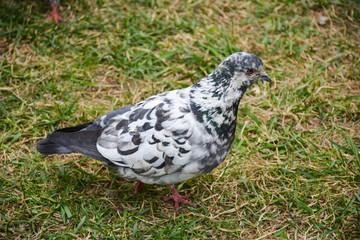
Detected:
[{"left": 96, "top": 93, "right": 195, "bottom": 178}]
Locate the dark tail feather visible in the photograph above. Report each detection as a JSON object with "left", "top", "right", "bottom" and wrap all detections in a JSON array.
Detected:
[
  {"left": 36, "top": 139, "right": 75, "bottom": 155},
  {"left": 36, "top": 122, "right": 110, "bottom": 162}
]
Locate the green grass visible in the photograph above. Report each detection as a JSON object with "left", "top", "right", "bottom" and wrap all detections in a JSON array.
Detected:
[{"left": 1, "top": 0, "right": 359, "bottom": 239}]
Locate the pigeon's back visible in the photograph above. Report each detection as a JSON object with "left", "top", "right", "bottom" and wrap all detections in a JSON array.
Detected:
[
  {"left": 36, "top": 88, "right": 218, "bottom": 185},
  {"left": 95, "top": 89, "right": 217, "bottom": 184}
]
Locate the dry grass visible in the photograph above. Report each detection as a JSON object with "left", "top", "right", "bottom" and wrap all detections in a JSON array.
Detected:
[{"left": 0, "top": 0, "right": 359, "bottom": 239}]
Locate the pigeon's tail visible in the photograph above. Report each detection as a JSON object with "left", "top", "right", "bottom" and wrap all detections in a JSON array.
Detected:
[
  {"left": 36, "top": 122, "right": 109, "bottom": 162},
  {"left": 36, "top": 139, "right": 75, "bottom": 155}
]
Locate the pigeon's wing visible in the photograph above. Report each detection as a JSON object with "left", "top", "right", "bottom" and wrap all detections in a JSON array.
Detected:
[
  {"left": 85, "top": 105, "right": 133, "bottom": 130},
  {"left": 96, "top": 94, "right": 196, "bottom": 178}
]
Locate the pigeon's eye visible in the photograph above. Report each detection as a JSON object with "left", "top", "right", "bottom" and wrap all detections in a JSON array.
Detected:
[{"left": 247, "top": 69, "right": 254, "bottom": 74}]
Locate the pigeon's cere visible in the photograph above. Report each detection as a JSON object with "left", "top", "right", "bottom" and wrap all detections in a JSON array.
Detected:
[{"left": 37, "top": 52, "right": 272, "bottom": 210}]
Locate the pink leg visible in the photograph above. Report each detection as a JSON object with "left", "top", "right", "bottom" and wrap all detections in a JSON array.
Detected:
[
  {"left": 134, "top": 181, "right": 144, "bottom": 195},
  {"left": 47, "top": 3, "right": 66, "bottom": 23},
  {"left": 162, "top": 185, "right": 198, "bottom": 211}
]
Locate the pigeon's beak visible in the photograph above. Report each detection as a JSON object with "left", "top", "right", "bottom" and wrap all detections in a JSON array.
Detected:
[{"left": 260, "top": 73, "right": 272, "bottom": 83}]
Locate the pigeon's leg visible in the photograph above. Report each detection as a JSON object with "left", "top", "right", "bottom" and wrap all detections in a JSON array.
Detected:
[
  {"left": 47, "top": 2, "right": 65, "bottom": 23},
  {"left": 162, "top": 185, "right": 198, "bottom": 211},
  {"left": 134, "top": 181, "right": 144, "bottom": 195}
]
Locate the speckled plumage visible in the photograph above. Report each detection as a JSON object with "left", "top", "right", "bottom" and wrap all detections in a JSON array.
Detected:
[{"left": 37, "top": 52, "right": 271, "bottom": 209}]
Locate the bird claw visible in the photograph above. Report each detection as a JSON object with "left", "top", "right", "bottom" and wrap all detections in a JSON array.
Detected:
[
  {"left": 47, "top": 12, "right": 66, "bottom": 23},
  {"left": 47, "top": 3, "right": 66, "bottom": 23},
  {"left": 162, "top": 187, "right": 198, "bottom": 211},
  {"left": 134, "top": 181, "right": 144, "bottom": 195}
]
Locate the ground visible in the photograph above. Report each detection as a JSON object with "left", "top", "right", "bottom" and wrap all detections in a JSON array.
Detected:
[{"left": 0, "top": 0, "right": 359, "bottom": 239}]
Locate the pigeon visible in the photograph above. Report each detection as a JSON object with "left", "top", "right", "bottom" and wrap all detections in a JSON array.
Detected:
[
  {"left": 47, "top": 0, "right": 65, "bottom": 23},
  {"left": 36, "top": 52, "right": 272, "bottom": 210}
]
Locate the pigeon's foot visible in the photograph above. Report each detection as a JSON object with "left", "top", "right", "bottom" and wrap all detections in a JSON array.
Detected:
[
  {"left": 47, "top": 3, "right": 66, "bottom": 23},
  {"left": 134, "top": 181, "right": 144, "bottom": 195},
  {"left": 162, "top": 185, "right": 198, "bottom": 211}
]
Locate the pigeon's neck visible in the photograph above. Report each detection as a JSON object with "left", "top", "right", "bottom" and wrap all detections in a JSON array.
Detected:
[{"left": 188, "top": 67, "right": 248, "bottom": 139}]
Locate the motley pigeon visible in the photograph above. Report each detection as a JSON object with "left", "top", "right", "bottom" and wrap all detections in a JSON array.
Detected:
[
  {"left": 37, "top": 52, "right": 271, "bottom": 210},
  {"left": 48, "top": 0, "right": 65, "bottom": 23}
]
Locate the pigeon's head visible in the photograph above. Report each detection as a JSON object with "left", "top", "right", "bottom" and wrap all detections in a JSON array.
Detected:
[
  {"left": 219, "top": 52, "right": 271, "bottom": 88},
  {"left": 191, "top": 52, "right": 271, "bottom": 101}
]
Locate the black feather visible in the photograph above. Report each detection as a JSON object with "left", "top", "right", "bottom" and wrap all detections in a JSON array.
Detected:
[
  {"left": 36, "top": 122, "right": 116, "bottom": 166},
  {"left": 36, "top": 139, "right": 74, "bottom": 155}
]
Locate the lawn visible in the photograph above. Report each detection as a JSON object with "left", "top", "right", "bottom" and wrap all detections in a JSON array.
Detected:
[{"left": 0, "top": 0, "right": 359, "bottom": 239}]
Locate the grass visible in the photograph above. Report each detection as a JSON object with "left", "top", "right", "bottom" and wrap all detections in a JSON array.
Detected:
[{"left": 0, "top": 0, "right": 359, "bottom": 239}]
